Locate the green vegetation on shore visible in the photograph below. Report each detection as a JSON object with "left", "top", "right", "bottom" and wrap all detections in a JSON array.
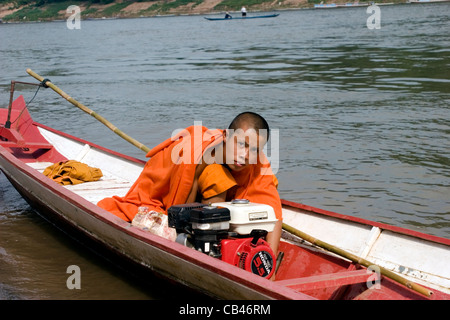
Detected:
[
  {"left": 0, "top": 0, "right": 406, "bottom": 22},
  {"left": 1, "top": 0, "right": 74, "bottom": 21},
  {"left": 214, "top": 0, "right": 274, "bottom": 11},
  {"left": 0, "top": 0, "right": 119, "bottom": 21}
]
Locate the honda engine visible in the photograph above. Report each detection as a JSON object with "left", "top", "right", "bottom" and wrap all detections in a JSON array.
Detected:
[{"left": 168, "top": 199, "right": 277, "bottom": 279}]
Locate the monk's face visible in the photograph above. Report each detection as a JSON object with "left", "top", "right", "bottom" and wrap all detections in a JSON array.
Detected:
[{"left": 223, "top": 123, "right": 267, "bottom": 172}]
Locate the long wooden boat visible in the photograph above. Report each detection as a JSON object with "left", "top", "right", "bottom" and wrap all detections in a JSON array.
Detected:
[
  {"left": 408, "top": 0, "right": 450, "bottom": 3},
  {"left": 204, "top": 14, "right": 279, "bottom": 21},
  {"left": 1, "top": 94, "right": 449, "bottom": 300},
  {"left": 314, "top": 3, "right": 338, "bottom": 8}
]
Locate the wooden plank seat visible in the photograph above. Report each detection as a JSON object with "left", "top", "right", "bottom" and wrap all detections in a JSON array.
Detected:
[
  {"left": 27, "top": 161, "right": 134, "bottom": 204},
  {"left": 0, "top": 141, "right": 53, "bottom": 150},
  {"left": 27, "top": 162, "right": 55, "bottom": 171},
  {"left": 64, "top": 177, "right": 133, "bottom": 204}
]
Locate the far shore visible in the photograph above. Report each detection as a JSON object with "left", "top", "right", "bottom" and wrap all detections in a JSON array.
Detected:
[{"left": 0, "top": 0, "right": 414, "bottom": 23}]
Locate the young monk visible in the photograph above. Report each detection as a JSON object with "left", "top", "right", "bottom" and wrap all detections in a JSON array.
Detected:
[{"left": 97, "top": 112, "right": 282, "bottom": 254}]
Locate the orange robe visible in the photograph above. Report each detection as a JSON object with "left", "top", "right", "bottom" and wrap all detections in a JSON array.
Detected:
[
  {"left": 198, "top": 163, "right": 237, "bottom": 200},
  {"left": 97, "top": 125, "right": 282, "bottom": 221},
  {"left": 228, "top": 156, "right": 282, "bottom": 220}
]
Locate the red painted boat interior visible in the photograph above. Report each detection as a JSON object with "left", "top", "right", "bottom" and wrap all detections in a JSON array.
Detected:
[
  {"left": 0, "top": 96, "right": 66, "bottom": 163},
  {"left": 273, "top": 241, "right": 443, "bottom": 300}
]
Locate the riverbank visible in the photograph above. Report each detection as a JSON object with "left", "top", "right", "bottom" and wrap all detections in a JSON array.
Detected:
[{"left": 0, "top": 0, "right": 406, "bottom": 22}]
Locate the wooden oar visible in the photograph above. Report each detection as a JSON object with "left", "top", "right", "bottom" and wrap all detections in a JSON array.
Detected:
[
  {"left": 282, "top": 222, "right": 434, "bottom": 297},
  {"left": 26, "top": 69, "right": 151, "bottom": 154}
]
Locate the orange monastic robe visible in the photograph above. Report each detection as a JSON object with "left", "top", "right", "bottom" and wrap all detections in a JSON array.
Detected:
[
  {"left": 97, "top": 125, "right": 282, "bottom": 222},
  {"left": 230, "top": 156, "right": 282, "bottom": 220}
]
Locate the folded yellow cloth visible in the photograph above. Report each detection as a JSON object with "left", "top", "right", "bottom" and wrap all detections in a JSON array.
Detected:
[{"left": 43, "top": 160, "right": 103, "bottom": 185}]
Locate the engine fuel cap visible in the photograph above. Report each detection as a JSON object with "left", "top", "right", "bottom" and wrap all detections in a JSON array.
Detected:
[{"left": 231, "top": 199, "right": 249, "bottom": 204}]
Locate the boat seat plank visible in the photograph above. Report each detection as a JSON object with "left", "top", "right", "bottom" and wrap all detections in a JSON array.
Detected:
[
  {"left": 64, "top": 177, "right": 132, "bottom": 190},
  {"left": 26, "top": 162, "right": 133, "bottom": 204},
  {"left": 0, "top": 141, "right": 54, "bottom": 150},
  {"left": 27, "top": 161, "right": 56, "bottom": 171},
  {"left": 74, "top": 144, "right": 91, "bottom": 162},
  {"left": 276, "top": 269, "right": 375, "bottom": 291},
  {"left": 63, "top": 177, "right": 133, "bottom": 203},
  {"left": 68, "top": 187, "right": 132, "bottom": 204},
  {"left": 357, "top": 226, "right": 382, "bottom": 258}
]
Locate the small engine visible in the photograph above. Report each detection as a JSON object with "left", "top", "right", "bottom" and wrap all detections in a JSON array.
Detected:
[
  {"left": 168, "top": 199, "right": 277, "bottom": 279},
  {"left": 221, "top": 230, "right": 275, "bottom": 278}
]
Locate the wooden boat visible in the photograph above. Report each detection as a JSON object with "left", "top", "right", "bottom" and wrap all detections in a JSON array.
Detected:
[
  {"left": 1, "top": 93, "right": 450, "bottom": 300},
  {"left": 314, "top": 2, "right": 375, "bottom": 8},
  {"left": 204, "top": 14, "right": 279, "bottom": 21},
  {"left": 314, "top": 3, "right": 338, "bottom": 8},
  {"left": 337, "top": 2, "right": 369, "bottom": 7},
  {"left": 408, "top": 0, "right": 450, "bottom": 3}
]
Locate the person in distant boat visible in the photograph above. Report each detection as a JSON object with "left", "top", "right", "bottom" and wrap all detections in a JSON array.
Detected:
[
  {"left": 97, "top": 112, "right": 282, "bottom": 255},
  {"left": 225, "top": 12, "right": 232, "bottom": 19},
  {"left": 241, "top": 6, "right": 247, "bottom": 17}
]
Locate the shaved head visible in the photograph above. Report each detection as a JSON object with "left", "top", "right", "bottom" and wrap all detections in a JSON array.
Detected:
[{"left": 228, "top": 112, "right": 270, "bottom": 140}]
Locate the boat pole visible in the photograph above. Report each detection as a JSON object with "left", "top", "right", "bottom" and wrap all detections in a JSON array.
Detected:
[
  {"left": 26, "top": 69, "right": 151, "bottom": 154},
  {"left": 282, "top": 223, "right": 434, "bottom": 298}
]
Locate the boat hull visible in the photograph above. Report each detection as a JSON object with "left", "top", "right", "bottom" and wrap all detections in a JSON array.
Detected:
[
  {"left": 204, "top": 14, "right": 279, "bottom": 21},
  {"left": 0, "top": 129, "right": 310, "bottom": 300},
  {"left": 1, "top": 95, "right": 449, "bottom": 300}
]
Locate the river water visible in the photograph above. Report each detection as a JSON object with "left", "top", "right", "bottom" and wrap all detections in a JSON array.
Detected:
[{"left": 0, "top": 4, "right": 449, "bottom": 299}]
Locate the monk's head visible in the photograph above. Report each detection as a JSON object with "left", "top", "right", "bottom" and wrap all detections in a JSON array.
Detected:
[{"left": 223, "top": 112, "right": 270, "bottom": 172}]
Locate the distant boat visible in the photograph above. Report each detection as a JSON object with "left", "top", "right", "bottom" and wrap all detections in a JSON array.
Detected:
[
  {"left": 314, "top": 3, "right": 337, "bottom": 7},
  {"left": 340, "top": 2, "right": 369, "bottom": 6},
  {"left": 314, "top": 2, "right": 371, "bottom": 8},
  {"left": 408, "top": 0, "right": 450, "bottom": 3},
  {"left": 204, "top": 13, "right": 279, "bottom": 21}
]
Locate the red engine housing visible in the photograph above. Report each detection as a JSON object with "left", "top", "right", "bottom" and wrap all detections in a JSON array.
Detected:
[{"left": 221, "top": 237, "right": 276, "bottom": 278}]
